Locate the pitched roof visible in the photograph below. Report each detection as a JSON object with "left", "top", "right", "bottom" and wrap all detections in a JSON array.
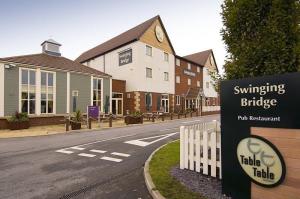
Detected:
[
  {"left": 183, "top": 49, "right": 212, "bottom": 66},
  {"left": 0, "top": 53, "right": 111, "bottom": 77},
  {"left": 75, "top": 15, "right": 174, "bottom": 63}
]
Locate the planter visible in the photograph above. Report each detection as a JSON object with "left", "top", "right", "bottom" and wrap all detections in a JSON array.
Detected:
[
  {"left": 7, "top": 121, "right": 30, "bottom": 130},
  {"left": 71, "top": 122, "right": 81, "bottom": 130},
  {"left": 125, "top": 116, "right": 143, "bottom": 125}
]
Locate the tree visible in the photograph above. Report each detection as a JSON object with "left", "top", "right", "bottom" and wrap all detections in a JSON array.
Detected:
[{"left": 221, "top": 0, "right": 300, "bottom": 79}]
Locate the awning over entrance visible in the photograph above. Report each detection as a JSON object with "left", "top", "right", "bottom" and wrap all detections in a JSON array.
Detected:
[{"left": 185, "top": 87, "right": 205, "bottom": 99}]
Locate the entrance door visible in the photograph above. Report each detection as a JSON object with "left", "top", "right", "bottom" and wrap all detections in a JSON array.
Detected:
[
  {"left": 161, "top": 94, "right": 169, "bottom": 113},
  {"left": 112, "top": 93, "right": 123, "bottom": 116}
]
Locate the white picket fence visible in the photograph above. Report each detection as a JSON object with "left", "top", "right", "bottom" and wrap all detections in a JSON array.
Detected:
[
  {"left": 180, "top": 120, "right": 222, "bottom": 179},
  {"left": 202, "top": 106, "right": 220, "bottom": 112}
]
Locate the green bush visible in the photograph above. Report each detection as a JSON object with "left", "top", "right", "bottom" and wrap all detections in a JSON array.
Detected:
[
  {"left": 130, "top": 111, "right": 143, "bottom": 117},
  {"left": 7, "top": 111, "right": 29, "bottom": 122}
]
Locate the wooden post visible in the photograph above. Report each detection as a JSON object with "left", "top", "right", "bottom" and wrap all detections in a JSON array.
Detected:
[
  {"left": 190, "top": 112, "right": 193, "bottom": 117},
  {"left": 141, "top": 115, "right": 144, "bottom": 124},
  {"left": 152, "top": 114, "right": 155, "bottom": 122},
  {"left": 66, "top": 118, "right": 70, "bottom": 132},
  {"left": 178, "top": 113, "right": 180, "bottom": 119},
  {"left": 88, "top": 117, "right": 92, "bottom": 129},
  {"left": 170, "top": 113, "right": 173, "bottom": 120},
  {"left": 196, "top": 110, "right": 199, "bottom": 117},
  {"left": 162, "top": 114, "right": 164, "bottom": 121},
  {"left": 109, "top": 115, "right": 112, "bottom": 127},
  {"left": 185, "top": 113, "right": 187, "bottom": 118}
]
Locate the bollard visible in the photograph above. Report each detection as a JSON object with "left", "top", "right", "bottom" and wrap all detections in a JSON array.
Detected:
[
  {"left": 66, "top": 118, "right": 70, "bottom": 131},
  {"left": 152, "top": 114, "right": 155, "bottom": 122},
  {"left": 185, "top": 113, "right": 187, "bottom": 118},
  {"left": 190, "top": 112, "right": 193, "bottom": 117},
  {"left": 170, "top": 113, "right": 173, "bottom": 120},
  {"left": 178, "top": 113, "right": 180, "bottom": 119},
  {"left": 141, "top": 115, "right": 144, "bottom": 124},
  {"left": 109, "top": 115, "right": 112, "bottom": 127},
  {"left": 162, "top": 114, "right": 165, "bottom": 121},
  {"left": 88, "top": 117, "right": 92, "bottom": 129},
  {"left": 196, "top": 111, "right": 199, "bottom": 117}
]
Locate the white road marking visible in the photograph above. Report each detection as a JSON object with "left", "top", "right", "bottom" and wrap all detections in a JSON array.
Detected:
[
  {"left": 182, "top": 120, "right": 202, "bottom": 124},
  {"left": 90, "top": 149, "right": 107, "bottom": 153},
  {"left": 74, "top": 133, "right": 139, "bottom": 148},
  {"left": 159, "top": 128, "right": 178, "bottom": 132},
  {"left": 101, "top": 156, "right": 122, "bottom": 162},
  {"left": 78, "top": 153, "right": 96, "bottom": 158},
  {"left": 111, "top": 152, "right": 131, "bottom": 157},
  {"left": 124, "top": 132, "right": 178, "bottom": 147},
  {"left": 70, "top": 146, "right": 85, "bottom": 150},
  {"left": 56, "top": 149, "right": 74, "bottom": 154}
]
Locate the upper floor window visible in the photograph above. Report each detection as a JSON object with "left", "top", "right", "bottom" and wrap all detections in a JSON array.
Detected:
[
  {"left": 93, "top": 78, "right": 102, "bottom": 107},
  {"left": 176, "top": 58, "right": 180, "bottom": 66},
  {"left": 41, "top": 71, "right": 54, "bottom": 114},
  {"left": 197, "top": 67, "right": 200, "bottom": 73},
  {"left": 164, "top": 72, "right": 169, "bottom": 81},
  {"left": 164, "top": 52, "right": 169, "bottom": 62},
  {"left": 119, "top": 48, "right": 132, "bottom": 66},
  {"left": 197, "top": 81, "right": 201, "bottom": 87},
  {"left": 146, "top": 68, "right": 152, "bottom": 78},
  {"left": 188, "top": 78, "right": 191, "bottom": 86},
  {"left": 146, "top": 45, "right": 152, "bottom": 56},
  {"left": 187, "top": 63, "right": 191, "bottom": 70},
  {"left": 176, "top": 76, "right": 180, "bottom": 83},
  {"left": 21, "top": 69, "right": 36, "bottom": 114}
]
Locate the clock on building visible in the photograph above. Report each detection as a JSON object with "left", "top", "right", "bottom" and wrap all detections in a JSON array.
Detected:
[{"left": 155, "top": 25, "right": 164, "bottom": 42}]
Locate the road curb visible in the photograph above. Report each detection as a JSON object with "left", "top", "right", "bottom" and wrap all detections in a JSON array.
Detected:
[{"left": 144, "top": 140, "right": 179, "bottom": 199}]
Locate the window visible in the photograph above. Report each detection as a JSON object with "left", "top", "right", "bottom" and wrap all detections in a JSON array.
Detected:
[
  {"left": 176, "top": 58, "right": 180, "bottom": 66},
  {"left": 197, "top": 81, "right": 201, "bottom": 87},
  {"left": 145, "top": 93, "right": 152, "bottom": 111},
  {"left": 176, "top": 95, "right": 180, "bottom": 105},
  {"left": 146, "top": 68, "right": 152, "bottom": 78},
  {"left": 176, "top": 76, "right": 180, "bottom": 83},
  {"left": 72, "top": 90, "right": 79, "bottom": 112},
  {"left": 93, "top": 78, "right": 102, "bottom": 107},
  {"left": 206, "top": 98, "right": 210, "bottom": 106},
  {"left": 197, "top": 67, "right": 200, "bottom": 73},
  {"left": 213, "top": 98, "right": 216, "bottom": 105},
  {"left": 21, "top": 69, "right": 36, "bottom": 114},
  {"left": 187, "top": 63, "right": 191, "bottom": 70},
  {"left": 127, "top": 93, "right": 131, "bottom": 98},
  {"left": 164, "top": 72, "right": 169, "bottom": 81},
  {"left": 41, "top": 71, "right": 54, "bottom": 114},
  {"left": 164, "top": 52, "right": 169, "bottom": 62},
  {"left": 206, "top": 82, "right": 209, "bottom": 89},
  {"left": 188, "top": 78, "right": 191, "bottom": 85},
  {"left": 146, "top": 45, "right": 152, "bottom": 56}
]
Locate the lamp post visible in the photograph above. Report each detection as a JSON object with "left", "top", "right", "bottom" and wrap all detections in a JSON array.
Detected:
[{"left": 199, "top": 89, "right": 204, "bottom": 116}]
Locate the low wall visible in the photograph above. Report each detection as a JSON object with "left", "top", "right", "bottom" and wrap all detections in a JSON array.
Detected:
[
  {"left": 202, "top": 111, "right": 220, "bottom": 116},
  {"left": 0, "top": 115, "right": 66, "bottom": 129}
]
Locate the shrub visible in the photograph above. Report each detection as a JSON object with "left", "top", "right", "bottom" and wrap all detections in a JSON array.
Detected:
[{"left": 7, "top": 111, "right": 29, "bottom": 122}]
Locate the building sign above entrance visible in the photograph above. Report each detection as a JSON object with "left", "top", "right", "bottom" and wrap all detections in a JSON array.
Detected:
[
  {"left": 119, "top": 49, "right": 132, "bottom": 66},
  {"left": 183, "top": 69, "right": 196, "bottom": 77},
  {"left": 237, "top": 136, "right": 285, "bottom": 187}
]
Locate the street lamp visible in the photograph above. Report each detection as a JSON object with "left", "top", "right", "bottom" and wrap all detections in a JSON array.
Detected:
[{"left": 199, "top": 89, "right": 204, "bottom": 116}]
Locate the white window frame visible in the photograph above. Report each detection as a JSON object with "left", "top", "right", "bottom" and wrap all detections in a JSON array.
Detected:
[
  {"left": 176, "top": 76, "right": 180, "bottom": 84},
  {"left": 146, "top": 67, "right": 152, "bottom": 78},
  {"left": 91, "top": 77, "right": 103, "bottom": 110},
  {"left": 176, "top": 95, "right": 180, "bottom": 105},
  {"left": 197, "top": 67, "right": 200, "bottom": 73},
  {"left": 40, "top": 70, "right": 56, "bottom": 114},
  {"left": 188, "top": 78, "right": 191, "bottom": 86},
  {"left": 146, "top": 45, "right": 152, "bottom": 56},
  {"left": 187, "top": 63, "right": 191, "bottom": 70},
  {"left": 19, "top": 68, "right": 36, "bottom": 115},
  {"left": 197, "top": 81, "right": 201, "bottom": 87},
  {"left": 164, "top": 72, "right": 169, "bottom": 81},
  {"left": 176, "top": 58, "right": 180, "bottom": 66},
  {"left": 164, "top": 52, "right": 169, "bottom": 62}
]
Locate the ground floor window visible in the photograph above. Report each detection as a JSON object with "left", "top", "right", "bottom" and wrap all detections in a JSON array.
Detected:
[
  {"left": 21, "top": 69, "right": 36, "bottom": 114},
  {"left": 176, "top": 95, "right": 180, "bottom": 105},
  {"left": 93, "top": 78, "right": 102, "bottom": 108},
  {"left": 41, "top": 71, "right": 54, "bottom": 114},
  {"left": 145, "top": 93, "right": 152, "bottom": 111}
]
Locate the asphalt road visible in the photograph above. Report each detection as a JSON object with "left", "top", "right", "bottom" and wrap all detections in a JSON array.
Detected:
[{"left": 0, "top": 114, "right": 219, "bottom": 199}]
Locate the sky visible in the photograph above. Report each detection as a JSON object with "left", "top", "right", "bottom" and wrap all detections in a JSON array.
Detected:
[{"left": 0, "top": 0, "right": 226, "bottom": 72}]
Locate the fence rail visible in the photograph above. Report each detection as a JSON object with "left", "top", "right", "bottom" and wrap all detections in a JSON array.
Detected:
[{"left": 180, "top": 120, "right": 221, "bottom": 179}]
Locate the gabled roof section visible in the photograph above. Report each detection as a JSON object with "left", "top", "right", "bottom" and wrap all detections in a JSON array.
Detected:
[
  {"left": 0, "top": 53, "right": 111, "bottom": 77},
  {"left": 185, "top": 87, "right": 204, "bottom": 99},
  {"left": 75, "top": 15, "right": 175, "bottom": 63},
  {"left": 183, "top": 49, "right": 218, "bottom": 72}
]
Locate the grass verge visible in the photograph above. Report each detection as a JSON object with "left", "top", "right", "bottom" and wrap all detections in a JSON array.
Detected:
[{"left": 149, "top": 140, "right": 205, "bottom": 199}]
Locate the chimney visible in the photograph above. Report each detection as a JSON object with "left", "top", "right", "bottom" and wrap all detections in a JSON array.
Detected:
[{"left": 41, "top": 39, "right": 62, "bottom": 56}]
